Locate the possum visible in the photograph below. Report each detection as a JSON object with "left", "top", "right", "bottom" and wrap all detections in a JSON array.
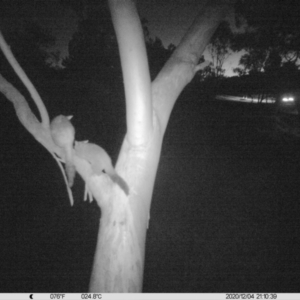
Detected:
[
  {"left": 50, "top": 115, "right": 76, "bottom": 187},
  {"left": 75, "top": 141, "right": 129, "bottom": 195}
]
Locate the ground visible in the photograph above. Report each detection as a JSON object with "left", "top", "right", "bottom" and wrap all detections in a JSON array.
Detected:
[
  {"left": 1, "top": 95, "right": 300, "bottom": 292},
  {"left": 144, "top": 97, "right": 300, "bottom": 292}
]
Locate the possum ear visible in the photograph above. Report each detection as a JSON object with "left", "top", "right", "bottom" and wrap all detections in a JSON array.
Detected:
[{"left": 67, "top": 115, "right": 73, "bottom": 120}]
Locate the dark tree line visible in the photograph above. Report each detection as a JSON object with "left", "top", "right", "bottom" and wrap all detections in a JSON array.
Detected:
[
  {"left": 198, "top": 0, "right": 300, "bottom": 108},
  {"left": 0, "top": 1, "right": 174, "bottom": 91},
  {"left": 2, "top": 0, "right": 300, "bottom": 108}
]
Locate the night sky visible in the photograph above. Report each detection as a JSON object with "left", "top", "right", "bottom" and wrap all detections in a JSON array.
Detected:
[
  {"left": 1, "top": 0, "right": 299, "bottom": 294},
  {"left": 0, "top": 0, "right": 241, "bottom": 76}
]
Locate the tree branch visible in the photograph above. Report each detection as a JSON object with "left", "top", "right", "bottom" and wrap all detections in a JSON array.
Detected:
[
  {"left": 152, "top": 0, "right": 236, "bottom": 133},
  {"left": 0, "top": 31, "right": 50, "bottom": 128},
  {"left": 109, "top": 0, "right": 152, "bottom": 146}
]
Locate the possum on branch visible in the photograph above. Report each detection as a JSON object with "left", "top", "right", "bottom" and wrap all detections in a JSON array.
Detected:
[
  {"left": 75, "top": 141, "right": 129, "bottom": 195},
  {"left": 50, "top": 115, "right": 76, "bottom": 187}
]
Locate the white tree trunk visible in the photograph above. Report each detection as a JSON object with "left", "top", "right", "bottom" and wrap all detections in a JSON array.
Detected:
[{"left": 88, "top": 0, "right": 235, "bottom": 292}]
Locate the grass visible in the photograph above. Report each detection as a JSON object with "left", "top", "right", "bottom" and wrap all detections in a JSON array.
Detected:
[{"left": 144, "top": 97, "right": 300, "bottom": 292}]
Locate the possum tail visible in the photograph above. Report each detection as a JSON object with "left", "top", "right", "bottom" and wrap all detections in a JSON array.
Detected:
[{"left": 107, "top": 171, "right": 129, "bottom": 195}]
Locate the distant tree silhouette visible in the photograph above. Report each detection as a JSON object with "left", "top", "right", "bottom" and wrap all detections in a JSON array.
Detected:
[
  {"left": 0, "top": 21, "right": 55, "bottom": 83},
  {"left": 234, "top": 0, "right": 300, "bottom": 63},
  {"left": 141, "top": 17, "right": 175, "bottom": 79},
  {"left": 231, "top": 0, "right": 300, "bottom": 108},
  {"left": 62, "top": 3, "right": 120, "bottom": 84},
  {"left": 233, "top": 0, "right": 300, "bottom": 72},
  {"left": 207, "top": 21, "right": 233, "bottom": 77}
]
